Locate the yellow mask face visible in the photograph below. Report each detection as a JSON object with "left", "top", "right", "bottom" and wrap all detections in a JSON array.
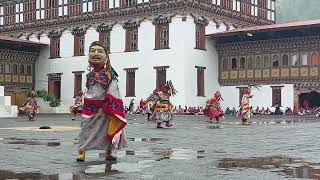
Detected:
[{"left": 88, "top": 45, "right": 108, "bottom": 66}]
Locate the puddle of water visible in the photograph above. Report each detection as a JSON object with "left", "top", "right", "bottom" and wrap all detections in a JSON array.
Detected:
[
  {"left": 85, "top": 161, "right": 152, "bottom": 174},
  {"left": 218, "top": 156, "right": 320, "bottom": 179},
  {"left": 3, "top": 137, "right": 60, "bottom": 146},
  {"left": 128, "top": 137, "right": 168, "bottom": 142},
  {"left": 0, "top": 170, "right": 59, "bottom": 180}
]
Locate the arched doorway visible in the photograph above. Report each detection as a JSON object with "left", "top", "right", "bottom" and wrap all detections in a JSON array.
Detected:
[{"left": 299, "top": 91, "right": 320, "bottom": 108}]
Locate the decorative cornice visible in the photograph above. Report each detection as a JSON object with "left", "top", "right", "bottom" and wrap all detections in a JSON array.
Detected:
[
  {"left": 217, "top": 35, "right": 320, "bottom": 55},
  {"left": 96, "top": 24, "right": 113, "bottom": 32},
  {"left": 153, "top": 15, "right": 172, "bottom": 25},
  {"left": 122, "top": 21, "right": 140, "bottom": 29},
  {"left": 47, "top": 30, "right": 62, "bottom": 38},
  {"left": 0, "top": 49, "right": 39, "bottom": 62},
  {"left": 0, "top": 1, "right": 273, "bottom": 34},
  {"left": 219, "top": 78, "right": 320, "bottom": 86},
  {"left": 71, "top": 27, "right": 87, "bottom": 35}
]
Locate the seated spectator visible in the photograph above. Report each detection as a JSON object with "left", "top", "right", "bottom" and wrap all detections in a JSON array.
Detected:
[
  {"left": 225, "top": 107, "right": 231, "bottom": 115},
  {"left": 198, "top": 107, "right": 204, "bottom": 115},
  {"left": 231, "top": 107, "right": 237, "bottom": 115},
  {"left": 135, "top": 106, "right": 142, "bottom": 114},
  {"left": 260, "top": 107, "right": 265, "bottom": 114},
  {"left": 285, "top": 107, "right": 293, "bottom": 115},
  {"left": 264, "top": 108, "right": 271, "bottom": 115},
  {"left": 172, "top": 106, "right": 177, "bottom": 114},
  {"left": 274, "top": 106, "right": 283, "bottom": 115},
  {"left": 177, "top": 105, "right": 184, "bottom": 114},
  {"left": 254, "top": 106, "right": 261, "bottom": 115}
]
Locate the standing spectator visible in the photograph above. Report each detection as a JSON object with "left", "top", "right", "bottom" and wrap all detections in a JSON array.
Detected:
[{"left": 128, "top": 99, "right": 134, "bottom": 114}]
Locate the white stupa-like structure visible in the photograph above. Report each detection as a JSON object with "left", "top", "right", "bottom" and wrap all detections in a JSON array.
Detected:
[{"left": 0, "top": 86, "right": 18, "bottom": 117}]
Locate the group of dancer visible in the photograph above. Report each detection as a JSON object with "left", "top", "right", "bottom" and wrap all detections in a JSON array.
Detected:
[
  {"left": 205, "top": 88, "right": 253, "bottom": 125},
  {"left": 20, "top": 41, "right": 254, "bottom": 162}
]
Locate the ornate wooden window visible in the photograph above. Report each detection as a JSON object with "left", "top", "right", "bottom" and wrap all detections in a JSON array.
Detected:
[
  {"left": 232, "top": 0, "right": 241, "bottom": 11},
  {"left": 0, "top": 6, "right": 3, "bottom": 26},
  {"left": 125, "top": 27, "right": 138, "bottom": 52},
  {"left": 58, "top": 0, "right": 68, "bottom": 17},
  {"left": 72, "top": 28, "right": 86, "bottom": 56},
  {"left": 15, "top": 2, "right": 24, "bottom": 23},
  {"left": 195, "top": 23, "right": 206, "bottom": 50},
  {"left": 311, "top": 52, "right": 318, "bottom": 66},
  {"left": 196, "top": 66, "right": 205, "bottom": 96},
  {"left": 292, "top": 54, "right": 299, "bottom": 66},
  {"left": 12, "top": 64, "right": 18, "bottom": 74},
  {"left": 264, "top": 55, "right": 270, "bottom": 67},
  {"left": 48, "top": 73, "right": 61, "bottom": 99},
  {"left": 82, "top": 0, "right": 93, "bottom": 14},
  {"left": 36, "top": 0, "right": 45, "bottom": 20},
  {"left": 69, "top": 0, "right": 82, "bottom": 15},
  {"left": 125, "top": 68, "right": 137, "bottom": 97},
  {"left": 94, "top": 0, "right": 107, "bottom": 12},
  {"left": 5, "top": 63, "right": 11, "bottom": 74},
  {"left": 240, "top": 57, "right": 246, "bottom": 69},
  {"left": 213, "top": 0, "right": 221, "bottom": 6},
  {"left": 27, "top": 65, "right": 32, "bottom": 75},
  {"left": 20, "top": 64, "right": 25, "bottom": 74},
  {"left": 155, "top": 66, "right": 168, "bottom": 90},
  {"left": 272, "top": 55, "right": 279, "bottom": 67},
  {"left": 271, "top": 86, "right": 282, "bottom": 107},
  {"left": 247, "top": 56, "right": 254, "bottom": 69},
  {"left": 73, "top": 71, "right": 83, "bottom": 97},
  {"left": 282, "top": 54, "right": 289, "bottom": 66},
  {"left": 4, "top": 4, "right": 16, "bottom": 26},
  {"left": 231, "top": 58, "right": 237, "bottom": 69},
  {"left": 267, "top": 0, "right": 275, "bottom": 21},
  {"left": 0, "top": 64, "right": 3, "bottom": 73},
  {"left": 49, "top": 35, "right": 61, "bottom": 58},
  {"left": 301, "top": 53, "right": 308, "bottom": 65},
  {"left": 256, "top": 56, "right": 262, "bottom": 68},
  {"left": 222, "top": 58, "right": 229, "bottom": 70},
  {"left": 222, "top": 0, "right": 232, "bottom": 9},
  {"left": 98, "top": 31, "right": 111, "bottom": 53},
  {"left": 121, "top": 0, "right": 137, "bottom": 7},
  {"left": 45, "top": 0, "right": 58, "bottom": 19},
  {"left": 24, "top": 1, "right": 36, "bottom": 23},
  {"left": 154, "top": 16, "right": 170, "bottom": 50},
  {"left": 251, "top": 0, "right": 258, "bottom": 16}
]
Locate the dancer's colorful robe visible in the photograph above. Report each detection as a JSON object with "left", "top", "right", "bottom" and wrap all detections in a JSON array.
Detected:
[
  {"left": 79, "top": 69, "right": 127, "bottom": 151},
  {"left": 147, "top": 92, "right": 173, "bottom": 124},
  {"left": 206, "top": 98, "right": 224, "bottom": 119}
]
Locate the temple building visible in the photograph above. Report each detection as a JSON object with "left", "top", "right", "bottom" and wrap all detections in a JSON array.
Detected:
[
  {"left": 0, "top": 0, "right": 275, "bottom": 108},
  {"left": 211, "top": 19, "right": 320, "bottom": 110},
  {"left": 0, "top": 35, "right": 46, "bottom": 107}
]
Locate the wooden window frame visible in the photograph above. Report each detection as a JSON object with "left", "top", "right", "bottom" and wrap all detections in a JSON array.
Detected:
[
  {"left": 271, "top": 86, "right": 282, "bottom": 107},
  {"left": 196, "top": 66, "right": 206, "bottom": 97},
  {"left": 154, "top": 66, "right": 169, "bottom": 90},
  {"left": 233, "top": 0, "right": 241, "bottom": 12},
  {"left": 267, "top": 0, "right": 275, "bottom": 21},
  {"left": 195, "top": 23, "right": 206, "bottom": 50},
  {"left": 72, "top": 71, "right": 83, "bottom": 97},
  {"left": 50, "top": 36, "right": 60, "bottom": 58},
  {"left": 98, "top": 30, "right": 111, "bottom": 53},
  {"left": 125, "top": 27, "right": 138, "bottom": 52},
  {"left": 74, "top": 34, "right": 85, "bottom": 56},
  {"left": 124, "top": 68, "right": 137, "bottom": 97},
  {"left": 310, "top": 52, "right": 319, "bottom": 66},
  {"left": 250, "top": 0, "right": 258, "bottom": 16},
  {"left": 155, "top": 23, "right": 169, "bottom": 49}
]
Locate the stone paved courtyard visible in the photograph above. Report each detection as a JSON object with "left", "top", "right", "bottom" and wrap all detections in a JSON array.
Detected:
[{"left": 0, "top": 114, "right": 320, "bottom": 180}]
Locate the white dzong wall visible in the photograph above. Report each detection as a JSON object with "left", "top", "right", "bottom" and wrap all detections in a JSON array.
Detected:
[{"left": 33, "top": 15, "right": 226, "bottom": 108}]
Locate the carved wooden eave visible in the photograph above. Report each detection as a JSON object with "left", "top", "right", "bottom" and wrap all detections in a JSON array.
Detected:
[
  {"left": 192, "top": 14, "right": 209, "bottom": 26},
  {"left": 217, "top": 35, "right": 320, "bottom": 56},
  {"left": 47, "top": 30, "right": 62, "bottom": 38},
  {"left": 0, "top": 1, "right": 274, "bottom": 35},
  {"left": 0, "top": 49, "right": 39, "bottom": 62},
  {"left": 153, "top": 15, "right": 172, "bottom": 25},
  {"left": 96, "top": 24, "right": 113, "bottom": 32},
  {"left": 71, "top": 27, "right": 87, "bottom": 35},
  {"left": 122, "top": 21, "right": 140, "bottom": 29}
]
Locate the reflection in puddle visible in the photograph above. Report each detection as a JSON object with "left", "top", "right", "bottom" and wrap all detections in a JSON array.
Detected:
[
  {"left": 218, "top": 156, "right": 320, "bottom": 179},
  {"left": 0, "top": 170, "right": 59, "bottom": 180},
  {"left": 128, "top": 137, "right": 168, "bottom": 142},
  {"left": 3, "top": 137, "right": 60, "bottom": 146}
]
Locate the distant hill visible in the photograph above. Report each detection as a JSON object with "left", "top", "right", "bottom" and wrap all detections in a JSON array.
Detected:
[{"left": 276, "top": 0, "right": 320, "bottom": 23}]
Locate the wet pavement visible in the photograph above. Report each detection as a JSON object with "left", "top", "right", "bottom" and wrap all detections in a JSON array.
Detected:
[{"left": 0, "top": 114, "right": 320, "bottom": 179}]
